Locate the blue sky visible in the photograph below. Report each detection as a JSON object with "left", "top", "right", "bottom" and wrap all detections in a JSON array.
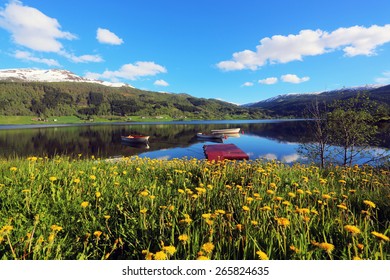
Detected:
[{"left": 1, "top": 0, "right": 390, "bottom": 105}]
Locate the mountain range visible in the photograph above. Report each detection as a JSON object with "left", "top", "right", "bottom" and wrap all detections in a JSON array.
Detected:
[
  {"left": 244, "top": 84, "right": 390, "bottom": 117},
  {"left": 0, "top": 68, "right": 389, "bottom": 119}
]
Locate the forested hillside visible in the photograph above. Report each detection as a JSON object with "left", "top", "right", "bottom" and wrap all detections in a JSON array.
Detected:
[
  {"left": 246, "top": 85, "right": 390, "bottom": 118},
  {"left": 0, "top": 81, "right": 266, "bottom": 120}
]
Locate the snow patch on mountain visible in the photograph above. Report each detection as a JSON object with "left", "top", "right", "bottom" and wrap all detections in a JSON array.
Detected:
[{"left": 0, "top": 68, "right": 133, "bottom": 88}]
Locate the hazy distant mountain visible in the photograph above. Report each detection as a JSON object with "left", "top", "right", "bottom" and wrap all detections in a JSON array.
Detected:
[
  {"left": 0, "top": 68, "right": 133, "bottom": 88},
  {"left": 243, "top": 85, "right": 390, "bottom": 117}
]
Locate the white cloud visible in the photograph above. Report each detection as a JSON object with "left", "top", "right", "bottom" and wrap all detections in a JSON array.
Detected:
[
  {"left": 60, "top": 51, "right": 103, "bottom": 63},
  {"left": 14, "top": 50, "right": 60, "bottom": 66},
  {"left": 85, "top": 61, "right": 167, "bottom": 81},
  {"left": 242, "top": 82, "right": 254, "bottom": 87},
  {"left": 0, "top": 1, "right": 102, "bottom": 64},
  {"left": 259, "top": 77, "right": 278, "bottom": 85},
  {"left": 375, "top": 71, "right": 390, "bottom": 84},
  {"left": 281, "top": 74, "right": 310, "bottom": 84},
  {"left": 0, "top": 0, "right": 76, "bottom": 52},
  {"left": 96, "top": 28, "right": 123, "bottom": 45},
  {"left": 217, "top": 24, "right": 390, "bottom": 71},
  {"left": 154, "top": 79, "right": 169, "bottom": 86},
  {"left": 260, "top": 153, "right": 277, "bottom": 160},
  {"left": 281, "top": 153, "right": 300, "bottom": 163}
]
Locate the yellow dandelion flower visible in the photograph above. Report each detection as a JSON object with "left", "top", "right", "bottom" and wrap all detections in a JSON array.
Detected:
[
  {"left": 140, "top": 190, "right": 149, "bottom": 197},
  {"left": 178, "top": 234, "right": 188, "bottom": 242},
  {"left": 94, "top": 231, "right": 102, "bottom": 238},
  {"left": 269, "top": 182, "right": 277, "bottom": 188},
  {"left": 95, "top": 191, "right": 101, "bottom": 198},
  {"left": 251, "top": 220, "right": 258, "bottom": 226},
  {"left": 261, "top": 206, "right": 272, "bottom": 211},
  {"left": 371, "top": 231, "right": 389, "bottom": 242},
  {"left": 236, "top": 224, "right": 243, "bottom": 231},
  {"left": 276, "top": 217, "right": 290, "bottom": 227},
  {"left": 318, "top": 242, "right": 335, "bottom": 253},
  {"left": 290, "top": 245, "right": 300, "bottom": 253},
  {"left": 215, "top": 209, "right": 226, "bottom": 215},
  {"left": 140, "top": 208, "right": 148, "bottom": 214},
  {"left": 353, "top": 256, "right": 362, "bottom": 260},
  {"left": 295, "top": 208, "right": 310, "bottom": 214},
  {"left": 9, "top": 167, "right": 17, "bottom": 172},
  {"left": 49, "top": 176, "right": 57, "bottom": 182},
  {"left": 48, "top": 233, "right": 55, "bottom": 242},
  {"left": 337, "top": 204, "right": 348, "bottom": 211},
  {"left": 256, "top": 250, "right": 269, "bottom": 260},
  {"left": 344, "top": 225, "right": 361, "bottom": 235},
  {"left": 201, "top": 242, "right": 215, "bottom": 254},
  {"left": 1, "top": 225, "right": 14, "bottom": 233},
  {"left": 322, "top": 194, "right": 332, "bottom": 199},
  {"left": 363, "top": 200, "right": 376, "bottom": 208},
  {"left": 202, "top": 213, "right": 212, "bottom": 219},
  {"left": 197, "top": 255, "right": 210, "bottom": 260},
  {"left": 357, "top": 244, "right": 364, "bottom": 250},
  {"left": 266, "top": 189, "right": 274, "bottom": 195},
  {"left": 242, "top": 205, "right": 250, "bottom": 211},
  {"left": 149, "top": 195, "right": 156, "bottom": 200},
  {"left": 338, "top": 179, "right": 347, "bottom": 184},
  {"left": 288, "top": 192, "right": 296, "bottom": 198},
  {"left": 163, "top": 245, "right": 176, "bottom": 255},
  {"left": 50, "top": 224, "right": 63, "bottom": 232},
  {"left": 297, "top": 189, "right": 304, "bottom": 195},
  {"left": 153, "top": 251, "right": 168, "bottom": 260},
  {"left": 104, "top": 215, "right": 111, "bottom": 220},
  {"left": 81, "top": 201, "right": 89, "bottom": 208},
  {"left": 89, "top": 175, "right": 96, "bottom": 180}
]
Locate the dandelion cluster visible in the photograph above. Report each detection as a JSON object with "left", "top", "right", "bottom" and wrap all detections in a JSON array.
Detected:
[{"left": 0, "top": 156, "right": 389, "bottom": 260}]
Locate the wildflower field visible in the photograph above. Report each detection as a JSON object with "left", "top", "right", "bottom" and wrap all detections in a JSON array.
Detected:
[{"left": 0, "top": 156, "right": 389, "bottom": 260}]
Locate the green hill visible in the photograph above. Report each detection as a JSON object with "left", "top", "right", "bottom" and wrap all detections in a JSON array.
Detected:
[{"left": 0, "top": 81, "right": 266, "bottom": 120}]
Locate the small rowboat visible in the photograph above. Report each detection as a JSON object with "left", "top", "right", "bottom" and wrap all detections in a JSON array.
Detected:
[
  {"left": 210, "top": 128, "right": 240, "bottom": 134},
  {"left": 121, "top": 135, "right": 150, "bottom": 143},
  {"left": 196, "top": 133, "right": 224, "bottom": 140}
]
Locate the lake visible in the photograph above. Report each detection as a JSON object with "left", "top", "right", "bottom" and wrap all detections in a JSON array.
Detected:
[{"left": 1, "top": 119, "right": 389, "bottom": 165}]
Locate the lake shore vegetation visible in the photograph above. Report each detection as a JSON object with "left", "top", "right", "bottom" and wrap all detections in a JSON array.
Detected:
[{"left": 1, "top": 155, "right": 389, "bottom": 260}]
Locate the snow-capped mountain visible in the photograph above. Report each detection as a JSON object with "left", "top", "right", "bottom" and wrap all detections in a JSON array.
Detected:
[{"left": 0, "top": 68, "right": 133, "bottom": 88}]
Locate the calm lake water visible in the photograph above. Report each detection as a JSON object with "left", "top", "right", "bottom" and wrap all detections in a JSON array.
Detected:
[{"left": 1, "top": 119, "right": 389, "bottom": 164}]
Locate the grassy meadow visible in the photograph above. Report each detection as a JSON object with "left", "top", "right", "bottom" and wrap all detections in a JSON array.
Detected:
[{"left": 0, "top": 155, "right": 389, "bottom": 260}]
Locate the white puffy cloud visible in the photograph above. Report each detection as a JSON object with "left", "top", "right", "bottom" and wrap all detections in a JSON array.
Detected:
[
  {"left": 281, "top": 74, "right": 310, "bottom": 84},
  {"left": 14, "top": 50, "right": 60, "bottom": 66},
  {"left": 85, "top": 61, "right": 167, "bottom": 81},
  {"left": 281, "top": 153, "right": 300, "bottom": 163},
  {"left": 217, "top": 24, "right": 390, "bottom": 71},
  {"left": 259, "top": 77, "right": 278, "bottom": 85},
  {"left": 0, "top": 0, "right": 76, "bottom": 52},
  {"left": 154, "top": 79, "right": 169, "bottom": 86},
  {"left": 375, "top": 71, "right": 390, "bottom": 84},
  {"left": 242, "top": 82, "right": 254, "bottom": 87},
  {"left": 0, "top": 1, "right": 102, "bottom": 64},
  {"left": 96, "top": 28, "right": 124, "bottom": 45}
]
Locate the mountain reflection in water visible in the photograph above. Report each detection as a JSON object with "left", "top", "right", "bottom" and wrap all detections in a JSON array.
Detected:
[{"left": 1, "top": 119, "right": 389, "bottom": 165}]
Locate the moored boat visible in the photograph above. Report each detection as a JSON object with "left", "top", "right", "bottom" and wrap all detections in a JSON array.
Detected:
[
  {"left": 121, "top": 135, "right": 150, "bottom": 143},
  {"left": 196, "top": 132, "right": 224, "bottom": 140},
  {"left": 210, "top": 128, "right": 241, "bottom": 134}
]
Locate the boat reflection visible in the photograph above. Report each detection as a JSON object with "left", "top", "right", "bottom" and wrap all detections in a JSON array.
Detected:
[{"left": 121, "top": 141, "right": 150, "bottom": 149}]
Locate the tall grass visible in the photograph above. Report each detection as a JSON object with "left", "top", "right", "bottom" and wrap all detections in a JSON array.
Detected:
[{"left": 0, "top": 156, "right": 389, "bottom": 260}]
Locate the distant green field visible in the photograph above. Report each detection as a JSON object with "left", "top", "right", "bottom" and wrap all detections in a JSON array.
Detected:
[{"left": 0, "top": 115, "right": 176, "bottom": 125}]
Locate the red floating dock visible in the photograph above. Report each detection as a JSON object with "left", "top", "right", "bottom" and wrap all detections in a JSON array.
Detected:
[{"left": 203, "top": 143, "right": 249, "bottom": 161}]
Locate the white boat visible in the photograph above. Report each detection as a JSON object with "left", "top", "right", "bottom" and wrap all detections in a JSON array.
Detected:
[
  {"left": 196, "top": 133, "right": 224, "bottom": 140},
  {"left": 121, "top": 135, "right": 150, "bottom": 143},
  {"left": 211, "top": 128, "right": 241, "bottom": 134}
]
